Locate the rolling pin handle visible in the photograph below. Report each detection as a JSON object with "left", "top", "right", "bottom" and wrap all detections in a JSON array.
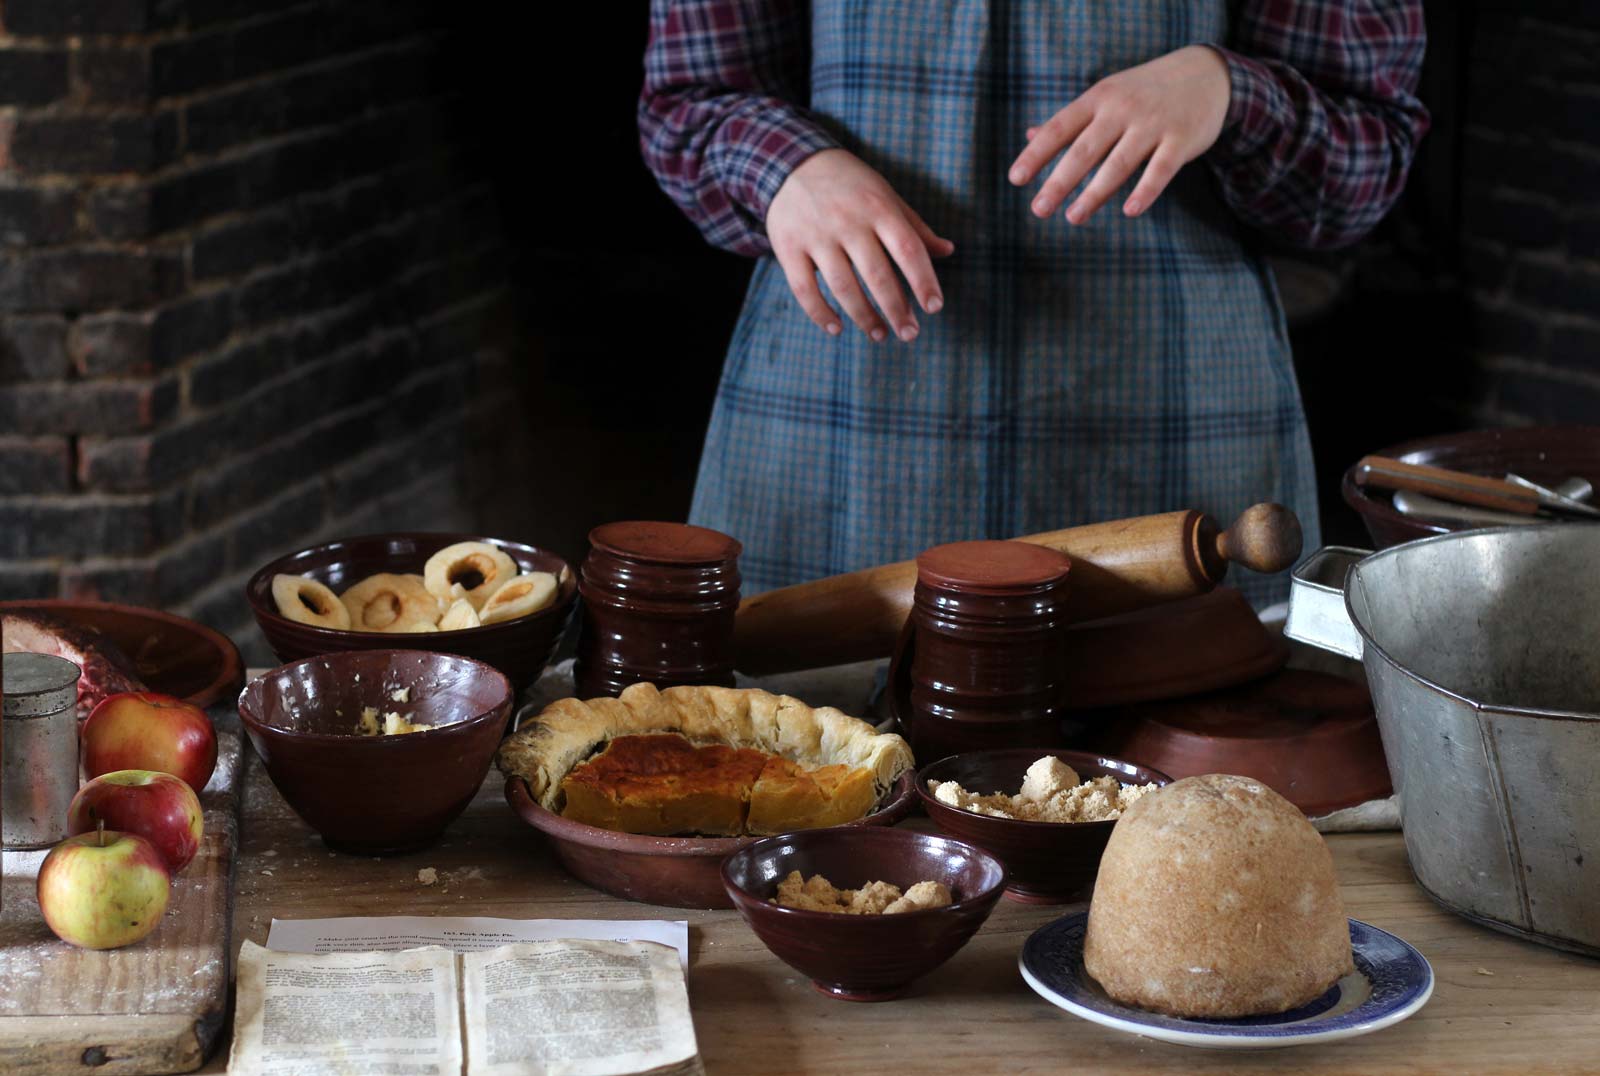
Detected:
[{"left": 1214, "top": 502, "right": 1303, "bottom": 575}]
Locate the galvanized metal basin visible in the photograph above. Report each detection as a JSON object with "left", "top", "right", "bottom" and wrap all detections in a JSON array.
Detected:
[{"left": 1286, "top": 524, "right": 1600, "bottom": 957}]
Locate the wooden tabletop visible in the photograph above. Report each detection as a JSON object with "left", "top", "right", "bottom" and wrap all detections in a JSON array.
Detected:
[{"left": 205, "top": 749, "right": 1600, "bottom": 1076}]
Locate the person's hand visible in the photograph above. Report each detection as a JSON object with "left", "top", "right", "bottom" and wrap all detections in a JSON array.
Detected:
[
  {"left": 1007, "top": 45, "right": 1231, "bottom": 224},
  {"left": 766, "top": 148, "right": 954, "bottom": 343}
]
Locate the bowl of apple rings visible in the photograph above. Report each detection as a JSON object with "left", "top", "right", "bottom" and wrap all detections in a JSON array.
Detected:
[{"left": 247, "top": 533, "right": 576, "bottom": 689}]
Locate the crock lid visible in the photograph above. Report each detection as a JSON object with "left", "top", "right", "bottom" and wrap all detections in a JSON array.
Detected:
[
  {"left": 916, "top": 540, "right": 1070, "bottom": 594},
  {"left": 587, "top": 521, "right": 742, "bottom": 565}
]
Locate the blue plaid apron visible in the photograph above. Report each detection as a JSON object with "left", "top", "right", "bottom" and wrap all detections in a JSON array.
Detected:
[{"left": 689, "top": 0, "right": 1320, "bottom": 608}]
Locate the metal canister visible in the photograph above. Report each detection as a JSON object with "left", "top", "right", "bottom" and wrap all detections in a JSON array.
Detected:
[{"left": 2, "top": 652, "right": 80, "bottom": 849}]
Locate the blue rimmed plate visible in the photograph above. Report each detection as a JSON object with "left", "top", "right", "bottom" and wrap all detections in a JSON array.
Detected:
[{"left": 1019, "top": 912, "right": 1432, "bottom": 1049}]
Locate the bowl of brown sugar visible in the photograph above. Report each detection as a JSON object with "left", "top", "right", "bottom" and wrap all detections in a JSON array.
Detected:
[
  {"left": 915, "top": 748, "right": 1172, "bottom": 904},
  {"left": 720, "top": 827, "right": 1006, "bottom": 1001}
]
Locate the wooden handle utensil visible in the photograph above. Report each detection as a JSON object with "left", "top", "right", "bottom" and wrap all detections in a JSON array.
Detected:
[
  {"left": 733, "top": 503, "right": 1301, "bottom": 675},
  {"left": 1353, "top": 456, "right": 1541, "bottom": 515}
]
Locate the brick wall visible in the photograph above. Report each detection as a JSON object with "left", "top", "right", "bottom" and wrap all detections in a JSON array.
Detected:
[
  {"left": 0, "top": 0, "right": 514, "bottom": 661},
  {"left": 1458, "top": 2, "right": 1600, "bottom": 421}
]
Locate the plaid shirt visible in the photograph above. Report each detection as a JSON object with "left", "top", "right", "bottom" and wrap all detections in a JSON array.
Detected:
[{"left": 640, "top": 0, "right": 1429, "bottom": 256}]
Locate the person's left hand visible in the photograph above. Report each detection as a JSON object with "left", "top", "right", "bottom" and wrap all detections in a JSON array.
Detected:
[{"left": 1007, "top": 45, "right": 1231, "bottom": 224}]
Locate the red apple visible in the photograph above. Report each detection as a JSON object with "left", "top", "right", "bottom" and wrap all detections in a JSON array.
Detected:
[
  {"left": 37, "top": 828, "right": 171, "bottom": 949},
  {"left": 67, "top": 770, "right": 204, "bottom": 872},
  {"left": 82, "top": 692, "right": 217, "bottom": 793}
]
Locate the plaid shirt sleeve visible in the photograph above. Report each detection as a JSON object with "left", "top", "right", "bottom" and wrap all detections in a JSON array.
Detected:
[
  {"left": 639, "top": 0, "right": 840, "bottom": 257},
  {"left": 1206, "top": 0, "right": 1429, "bottom": 250}
]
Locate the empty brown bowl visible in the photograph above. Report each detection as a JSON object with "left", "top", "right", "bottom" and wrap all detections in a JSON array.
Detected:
[
  {"left": 1341, "top": 424, "right": 1600, "bottom": 548},
  {"left": 721, "top": 827, "right": 1006, "bottom": 1001},
  {"left": 504, "top": 773, "right": 917, "bottom": 910},
  {"left": 238, "top": 649, "right": 512, "bottom": 854},
  {"left": 246, "top": 532, "right": 577, "bottom": 690},
  {"left": 915, "top": 749, "right": 1171, "bottom": 904}
]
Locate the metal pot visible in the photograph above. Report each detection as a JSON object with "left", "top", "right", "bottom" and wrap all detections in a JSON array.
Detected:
[{"left": 1286, "top": 524, "right": 1600, "bottom": 957}]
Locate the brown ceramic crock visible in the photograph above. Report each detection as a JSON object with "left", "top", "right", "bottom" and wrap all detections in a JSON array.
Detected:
[
  {"left": 574, "top": 521, "right": 742, "bottom": 698},
  {"left": 899, "top": 540, "right": 1071, "bottom": 761}
]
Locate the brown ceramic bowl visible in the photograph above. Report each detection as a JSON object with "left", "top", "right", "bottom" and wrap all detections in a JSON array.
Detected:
[
  {"left": 915, "top": 749, "right": 1171, "bottom": 904},
  {"left": 1341, "top": 424, "right": 1600, "bottom": 548},
  {"left": 721, "top": 827, "right": 1006, "bottom": 1001},
  {"left": 504, "top": 773, "right": 918, "bottom": 910},
  {"left": 0, "top": 599, "right": 243, "bottom": 710},
  {"left": 238, "top": 649, "right": 512, "bottom": 854},
  {"left": 246, "top": 532, "right": 577, "bottom": 690}
]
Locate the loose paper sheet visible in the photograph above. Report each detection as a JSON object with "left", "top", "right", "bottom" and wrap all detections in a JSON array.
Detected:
[
  {"left": 267, "top": 915, "right": 690, "bottom": 970},
  {"left": 230, "top": 940, "right": 462, "bottom": 1076}
]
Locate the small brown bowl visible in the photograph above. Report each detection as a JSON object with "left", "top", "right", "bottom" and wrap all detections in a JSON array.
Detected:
[
  {"left": 721, "top": 828, "right": 1005, "bottom": 1001},
  {"left": 246, "top": 532, "right": 577, "bottom": 690},
  {"left": 504, "top": 773, "right": 918, "bottom": 909},
  {"left": 916, "top": 749, "right": 1171, "bottom": 904},
  {"left": 238, "top": 649, "right": 512, "bottom": 854},
  {"left": 1341, "top": 424, "right": 1600, "bottom": 548}
]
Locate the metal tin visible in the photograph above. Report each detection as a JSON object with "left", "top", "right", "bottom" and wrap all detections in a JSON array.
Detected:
[{"left": 2, "top": 651, "right": 80, "bottom": 849}]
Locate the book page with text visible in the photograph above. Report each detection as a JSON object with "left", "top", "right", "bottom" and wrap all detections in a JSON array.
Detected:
[
  {"left": 230, "top": 940, "right": 464, "bottom": 1076},
  {"left": 461, "top": 939, "right": 701, "bottom": 1076}
]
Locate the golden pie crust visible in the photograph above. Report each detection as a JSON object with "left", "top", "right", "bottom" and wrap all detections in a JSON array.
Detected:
[{"left": 497, "top": 683, "right": 914, "bottom": 836}]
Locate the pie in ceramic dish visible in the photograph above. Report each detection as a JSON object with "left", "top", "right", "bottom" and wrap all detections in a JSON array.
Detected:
[{"left": 496, "top": 683, "right": 915, "bottom": 837}]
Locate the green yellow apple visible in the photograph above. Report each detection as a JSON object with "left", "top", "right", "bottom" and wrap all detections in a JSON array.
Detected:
[{"left": 37, "top": 829, "right": 171, "bottom": 949}]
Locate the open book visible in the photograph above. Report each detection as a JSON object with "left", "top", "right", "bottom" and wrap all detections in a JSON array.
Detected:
[{"left": 230, "top": 938, "right": 703, "bottom": 1076}]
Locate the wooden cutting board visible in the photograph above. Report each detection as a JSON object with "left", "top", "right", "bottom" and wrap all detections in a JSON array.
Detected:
[{"left": 0, "top": 728, "right": 241, "bottom": 1075}]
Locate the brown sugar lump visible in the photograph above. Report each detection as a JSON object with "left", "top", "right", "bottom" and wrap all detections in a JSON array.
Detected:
[{"left": 1083, "top": 774, "right": 1354, "bottom": 1018}]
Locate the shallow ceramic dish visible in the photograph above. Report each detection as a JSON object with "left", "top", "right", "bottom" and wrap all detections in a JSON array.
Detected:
[
  {"left": 1341, "top": 424, "right": 1600, "bottom": 548},
  {"left": 722, "top": 827, "right": 1006, "bottom": 1001},
  {"left": 1092, "top": 668, "right": 1390, "bottom": 817},
  {"left": 246, "top": 532, "right": 576, "bottom": 690},
  {"left": 0, "top": 599, "right": 244, "bottom": 710},
  {"left": 239, "top": 649, "right": 512, "bottom": 854},
  {"left": 1020, "top": 911, "right": 1433, "bottom": 1049},
  {"left": 505, "top": 772, "right": 918, "bottom": 909},
  {"left": 916, "top": 749, "right": 1171, "bottom": 903}
]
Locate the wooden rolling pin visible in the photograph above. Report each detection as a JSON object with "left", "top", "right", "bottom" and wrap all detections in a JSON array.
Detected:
[{"left": 733, "top": 503, "right": 1301, "bottom": 675}]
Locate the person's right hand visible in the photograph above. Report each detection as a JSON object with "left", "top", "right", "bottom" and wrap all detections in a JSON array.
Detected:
[{"left": 765, "top": 148, "right": 954, "bottom": 343}]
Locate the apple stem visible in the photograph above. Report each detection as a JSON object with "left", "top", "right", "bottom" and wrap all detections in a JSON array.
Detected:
[{"left": 97, "top": 819, "right": 106, "bottom": 847}]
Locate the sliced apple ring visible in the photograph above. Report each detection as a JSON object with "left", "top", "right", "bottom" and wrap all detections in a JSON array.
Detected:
[
  {"left": 340, "top": 573, "right": 441, "bottom": 632},
  {"left": 423, "top": 541, "right": 518, "bottom": 611},
  {"left": 478, "top": 572, "right": 558, "bottom": 625},
  {"left": 271, "top": 574, "right": 352, "bottom": 630}
]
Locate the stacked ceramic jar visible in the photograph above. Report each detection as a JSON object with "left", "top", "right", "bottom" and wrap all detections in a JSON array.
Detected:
[{"left": 898, "top": 540, "right": 1072, "bottom": 762}]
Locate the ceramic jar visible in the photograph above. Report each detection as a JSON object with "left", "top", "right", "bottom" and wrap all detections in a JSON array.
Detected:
[
  {"left": 574, "top": 521, "right": 742, "bottom": 698},
  {"left": 900, "top": 540, "right": 1071, "bottom": 761}
]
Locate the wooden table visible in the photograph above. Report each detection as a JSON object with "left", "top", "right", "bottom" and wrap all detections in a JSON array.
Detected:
[{"left": 203, "top": 748, "right": 1600, "bottom": 1076}]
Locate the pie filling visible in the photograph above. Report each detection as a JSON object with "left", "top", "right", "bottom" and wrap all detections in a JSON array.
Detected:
[{"left": 559, "top": 732, "right": 881, "bottom": 836}]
